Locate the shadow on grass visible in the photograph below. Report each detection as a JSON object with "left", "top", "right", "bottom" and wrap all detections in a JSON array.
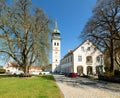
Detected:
[{"left": 39, "top": 75, "right": 55, "bottom": 81}]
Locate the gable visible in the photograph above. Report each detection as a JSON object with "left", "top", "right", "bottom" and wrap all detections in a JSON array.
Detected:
[{"left": 73, "top": 40, "right": 102, "bottom": 55}]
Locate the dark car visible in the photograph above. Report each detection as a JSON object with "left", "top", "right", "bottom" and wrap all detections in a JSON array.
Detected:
[
  {"left": 65, "top": 73, "right": 69, "bottom": 77},
  {"left": 68, "top": 73, "right": 78, "bottom": 77}
]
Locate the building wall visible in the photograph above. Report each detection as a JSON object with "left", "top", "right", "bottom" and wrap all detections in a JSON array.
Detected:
[
  {"left": 60, "top": 54, "right": 73, "bottom": 73},
  {"left": 3, "top": 66, "right": 22, "bottom": 74},
  {"left": 60, "top": 40, "right": 104, "bottom": 75}
]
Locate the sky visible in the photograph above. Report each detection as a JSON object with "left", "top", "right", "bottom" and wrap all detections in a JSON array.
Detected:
[
  {"left": 0, "top": 0, "right": 97, "bottom": 65},
  {"left": 32, "top": 0, "right": 97, "bottom": 59}
]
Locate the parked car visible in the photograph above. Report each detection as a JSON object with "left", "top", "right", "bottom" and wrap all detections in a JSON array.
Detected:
[
  {"left": 68, "top": 73, "right": 78, "bottom": 77},
  {"left": 40, "top": 71, "right": 50, "bottom": 75},
  {"left": 59, "top": 72, "right": 64, "bottom": 75},
  {"left": 11, "top": 71, "right": 24, "bottom": 75},
  {"left": 65, "top": 73, "right": 69, "bottom": 77}
]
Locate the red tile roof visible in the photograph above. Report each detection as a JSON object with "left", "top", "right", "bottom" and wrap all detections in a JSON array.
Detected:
[
  {"left": 8, "top": 62, "right": 17, "bottom": 67},
  {"left": 29, "top": 66, "right": 42, "bottom": 70}
]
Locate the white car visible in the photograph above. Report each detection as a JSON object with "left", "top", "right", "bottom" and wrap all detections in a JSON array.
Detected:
[
  {"left": 11, "top": 71, "right": 24, "bottom": 75},
  {"left": 40, "top": 71, "right": 50, "bottom": 75}
]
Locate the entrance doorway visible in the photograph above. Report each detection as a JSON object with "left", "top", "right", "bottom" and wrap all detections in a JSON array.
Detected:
[
  {"left": 77, "top": 66, "right": 83, "bottom": 76},
  {"left": 87, "top": 66, "right": 93, "bottom": 75},
  {"left": 96, "top": 66, "right": 99, "bottom": 75}
]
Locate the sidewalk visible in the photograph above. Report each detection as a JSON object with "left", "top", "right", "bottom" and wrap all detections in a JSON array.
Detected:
[{"left": 53, "top": 75, "right": 120, "bottom": 98}]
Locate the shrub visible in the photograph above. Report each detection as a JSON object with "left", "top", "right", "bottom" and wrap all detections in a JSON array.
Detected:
[
  {"left": 104, "top": 67, "right": 110, "bottom": 72},
  {"left": 0, "top": 68, "right": 5, "bottom": 74},
  {"left": 19, "top": 74, "right": 31, "bottom": 77},
  {"left": 114, "top": 70, "right": 120, "bottom": 76},
  {"left": 103, "top": 71, "right": 114, "bottom": 77}
]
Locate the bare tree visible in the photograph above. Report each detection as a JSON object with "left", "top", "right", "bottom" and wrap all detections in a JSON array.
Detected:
[
  {"left": 0, "top": 0, "right": 51, "bottom": 75},
  {"left": 80, "top": 0, "right": 120, "bottom": 72},
  {"left": 114, "top": 40, "right": 120, "bottom": 67},
  {"left": 115, "top": 51, "right": 120, "bottom": 67}
]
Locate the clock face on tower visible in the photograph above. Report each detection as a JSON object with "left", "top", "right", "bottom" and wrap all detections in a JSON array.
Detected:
[
  {"left": 54, "top": 47, "right": 58, "bottom": 50},
  {"left": 55, "top": 51, "right": 58, "bottom": 54}
]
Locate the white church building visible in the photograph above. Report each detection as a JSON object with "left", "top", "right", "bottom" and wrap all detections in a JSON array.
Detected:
[{"left": 51, "top": 23, "right": 104, "bottom": 75}]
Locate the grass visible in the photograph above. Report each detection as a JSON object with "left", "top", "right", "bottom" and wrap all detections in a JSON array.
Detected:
[{"left": 0, "top": 75, "right": 63, "bottom": 98}]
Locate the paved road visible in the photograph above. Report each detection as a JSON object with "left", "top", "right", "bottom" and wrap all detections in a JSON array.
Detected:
[{"left": 53, "top": 75, "right": 120, "bottom": 98}]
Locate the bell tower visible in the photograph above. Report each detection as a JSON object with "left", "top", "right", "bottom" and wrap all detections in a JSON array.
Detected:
[{"left": 52, "top": 22, "right": 61, "bottom": 73}]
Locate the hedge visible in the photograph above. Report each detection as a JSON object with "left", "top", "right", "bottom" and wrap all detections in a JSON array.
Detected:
[{"left": 0, "top": 68, "right": 5, "bottom": 74}]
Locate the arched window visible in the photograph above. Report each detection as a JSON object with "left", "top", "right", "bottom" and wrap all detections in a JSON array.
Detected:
[
  {"left": 57, "top": 42, "right": 59, "bottom": 46},
  {"left": 54, "top": 42, "right": 56, "bottom": 46},
  {"left": 96, "top": 56, "right": 100, "bottom": 62},
  {"left": 87, "top": 66, "right": 93, "bottom": 75},
  {"left": 86, "top": 56, "right": 92, "bottom": 64},
  {"left": 77, "top": 66, "right": 83, "bottom": 75},
  {"left": 87, "top": 47, "right": 90, "bottom": 51}
]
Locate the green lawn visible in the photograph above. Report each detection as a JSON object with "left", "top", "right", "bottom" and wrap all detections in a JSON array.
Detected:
[{"left": 0, "top": 75, "right": 63, "bottom": 98}]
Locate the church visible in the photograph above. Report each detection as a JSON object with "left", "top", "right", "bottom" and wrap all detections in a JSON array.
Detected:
[{"left": 52, "top": 23, "right": 104, "bottom": 75}]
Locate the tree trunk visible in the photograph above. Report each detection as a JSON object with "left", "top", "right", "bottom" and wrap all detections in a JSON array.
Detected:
[
  {"left": 24, "top": 66, "right": 29, "bottom": 75},
  {"left": 109, "top": 39, "right": 114, "bottom": 72}
]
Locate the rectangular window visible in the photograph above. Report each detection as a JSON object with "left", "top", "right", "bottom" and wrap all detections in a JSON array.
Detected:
[
  {"left": 71, "top": 56, "right": 72, "bottom": 62},
  {"left": 81, "top": 47, "right": 84, "bottom": 51},
  {"left": 78, "top": 56, "right": 82, "bottom": 62}
]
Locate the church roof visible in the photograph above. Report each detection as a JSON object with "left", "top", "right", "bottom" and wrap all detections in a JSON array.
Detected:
[
  {"left": 53, "top": 21, "right": 60, "bottom": 34},
  {"left": 29, "top": 66, "right": 42, "bottom": 70}
]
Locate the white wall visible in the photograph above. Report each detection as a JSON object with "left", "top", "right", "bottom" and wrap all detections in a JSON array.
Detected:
[
  {"left": 73, "top": 40, "right": 103, "bottom": 75},
  {"left": 60, "top": 40, "right": 104, "bottom": 75}
]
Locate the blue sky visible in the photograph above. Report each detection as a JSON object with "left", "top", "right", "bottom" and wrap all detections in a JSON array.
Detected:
[
  {"left": 32, "top": 0, "right": 97, "bottom": 59},
  {"left": 0, "top": 0, "right": 97, "bottom": 65}
]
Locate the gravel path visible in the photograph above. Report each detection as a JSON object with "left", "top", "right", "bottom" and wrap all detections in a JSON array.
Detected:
[{"left": 53, "top": 75, "right": 120, "bottom": 98}]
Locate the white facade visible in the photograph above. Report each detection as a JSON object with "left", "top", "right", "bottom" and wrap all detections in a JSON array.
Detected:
[
  {"left": 29, "top": 66, "right": 42, "bottom": 75},
  {"left": 4, "top": 62, "right": 42, "bottom": 75},
  {"left": 52, "top": 22, "right": 61, "bottom": 72},
  {"left": 3, "top": 62, "right": 23, "bottom": 75},
  {"left": 60, "top": 40, "right": 104, "bottom": 75}
]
